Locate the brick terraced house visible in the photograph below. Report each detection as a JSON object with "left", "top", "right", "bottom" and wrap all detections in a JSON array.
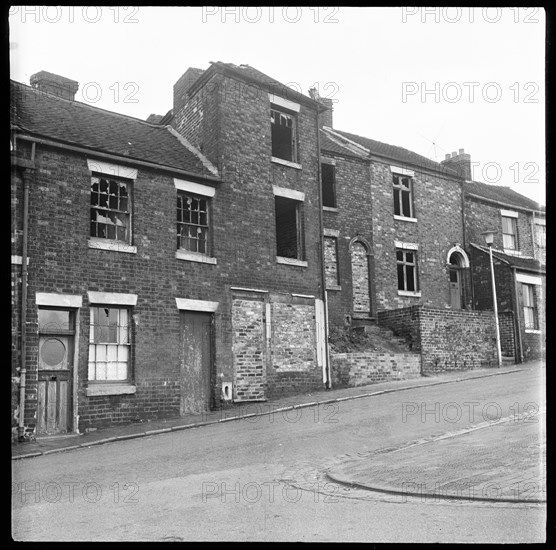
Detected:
[
  {"left": 11, "top": 63, "right": 544, "bottom": 439},
  {"left": 463, "top": 178, "right": 546, "bottom": 361}
]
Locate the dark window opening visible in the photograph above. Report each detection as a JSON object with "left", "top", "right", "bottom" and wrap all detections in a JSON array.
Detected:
[
  {"left": 271, "top": 107, "right": 297, "bottom": 163},
  {"left": 321, "top": 163, "right": 337, "bottom": 208},
  {"left": 275, "top": 196, "right": 303, "bottom": 260},
  {"left": 393, "top": 174, "right": 413, "bottom": 217},
  {"left": 397, "top": 249, "right": 418, "bottom": 292}
]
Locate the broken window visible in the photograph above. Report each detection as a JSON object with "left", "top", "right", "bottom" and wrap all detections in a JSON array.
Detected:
[
  {"left": 393, "top": 174, "right": 414, "bottom": 218},
  {"left": 271, "top": 107, "right": 297, "bottom": 163},
  {"left": 88, "top": 307, "right": 130, "bottom": 382},
  {"left": 502, "top": 216, "right": 518, "bottom": 250},
  {"left": 321, "top": 163, "right": 337, "bottom": 208},
  {"left": 397, "top": 249, "right": 419, "bottom": 292},
  {"left": 324, "top": 237, "right": 340, "bottom": 287},
  {"left": 90, "top": 175, "right": 131, "bottom": 242},
  {"left": 275, "top": 196, "right": 303, "bottom": 260},
  {"left": 522, "top": 284, "right": 538, "bottom": 330},
  {"left": 177, "top": 192, "right": 210, "bottom": 254}
]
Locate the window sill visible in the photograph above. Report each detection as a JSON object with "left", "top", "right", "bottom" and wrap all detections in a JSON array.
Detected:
[
  {"left": 323, "top": 206, "right": 339, "bottom": 213},
  {"left": 86, "top": 384, "right": 136, "bottom": 397},
  {"left": 88, "top": 238, "right": 137, "bottom": 254},
  {"left": 525, "top": 329, "right": 541, "bottom": 334},
  {"left": 326, "top": 285, "right": 342, "bottom": 291},
  {"left": 398, "top": 290, "right": 421, "bottom": 297},
  {"left": 276, "top": 256, "right": 308, "bottom": 267},
  {"left": 394, "top": 215, "right": 417, "bottom": 223},
  {"left": 271, "top": 157, "right": 302, "bottom": 170},
  {"left": 176, "top": 250, "right": 217, "bottom": 264}
]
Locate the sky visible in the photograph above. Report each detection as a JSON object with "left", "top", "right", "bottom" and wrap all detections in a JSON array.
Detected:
[{"left": 9, "top": 6, "right": 546, "bottom": 205}]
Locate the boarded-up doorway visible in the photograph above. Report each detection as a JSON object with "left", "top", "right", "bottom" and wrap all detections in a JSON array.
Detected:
[{"left": 180, "top": 311, "right": 213, "bottom": 414}]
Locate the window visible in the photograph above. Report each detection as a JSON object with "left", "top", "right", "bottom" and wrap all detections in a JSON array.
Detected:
[
  {"left": 502, "top": 216, "right": 518, "bottom": 250},
  {"left": 90, "top": 175, "right": 131, "bottom": 243},
  {"left": 535, "top": 223, "right": 546, "bottom": 249},
  {"left": 393, "top": 174, "right": 414, "bottom": 218},
  {"left": 397, "top": 249, "right": 418, "bottom": 292},
  {"left": 321, "top": 163, "right": 337, "bottom": 208},
  {"left": 275, "top": 196, "right": 303, "bottom": 260},
  {"left": 324, "top": 237, "right": 339, "bottom": 287},
  {"left": 271, "top": 107, "right": 297, "bottom": 163},
  {"left": 522, "top": 284, "right": 538, "bottom": 330},
  {"left": 88, "top": 306, "right": 130, "bottom": 382},
  {"left": 177, "top": 192, "right": 209, "bottom": 255}
]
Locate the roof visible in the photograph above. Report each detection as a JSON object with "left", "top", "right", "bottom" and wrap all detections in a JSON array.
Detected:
[
  {"left": 465, "top": 180, "right": 544, "bottom": 212},
  {"left": 323, "top": 128, "right": 459, "bottom": 175},
  {"left": 10, "top": 80, "right": 218, "bottom": 178},
  {"left": 320, "top": 130, "right": 368, "bottom": 160},
  {"left": 470, "top": 243, "right": 545, "bottom": 273}
]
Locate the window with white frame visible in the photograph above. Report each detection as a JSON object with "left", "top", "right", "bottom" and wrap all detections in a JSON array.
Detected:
[
  {"left": 535, "top": 222, "right": 546, "bottom": 249},
  {"left": 393, "top": 174, "right": 414, "bottom": 218},
  {"left": 271, "top": 107, "right": 297, "bottom": 163},
  {"left": 522, "top": 284, "right": 538, "bottom": 330},
  {"left": 502, "top": 215, "right": 518, "bottom": 250},
  {"left": 88, "top": 306, "right": 131, "bottom": 382},
  {"left": 90, "top": 175, "right": 132, "bottom": 243},
  {"left": 397, "top": 248, "right": 419, "bottom": 292},
  {"left": 177, "top": 192, "right": 210, "bottom": 254}
]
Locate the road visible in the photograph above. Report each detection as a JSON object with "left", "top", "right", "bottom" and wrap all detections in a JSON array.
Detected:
[{"left": 12, "top": 364, "right": 545, "bottom": 542}]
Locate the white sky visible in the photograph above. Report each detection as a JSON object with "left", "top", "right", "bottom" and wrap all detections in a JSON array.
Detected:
[{"left": 9, "top": 6, "right": 546, "bottom": 205}]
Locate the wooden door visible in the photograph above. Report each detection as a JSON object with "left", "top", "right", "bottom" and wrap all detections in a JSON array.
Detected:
[
  {"left": 37, "top": 308, "right": 74, "bottom": 434},
  {"left": 449, "top": 269, "right": 462, "bottom": 309},
  {"left": 180, "top": 311, "right": 212, "bottom": 414}
]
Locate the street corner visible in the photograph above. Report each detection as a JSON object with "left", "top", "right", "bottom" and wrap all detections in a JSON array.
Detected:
[{"left": 326, "top": 414, "right": 546, "bottom": 504}]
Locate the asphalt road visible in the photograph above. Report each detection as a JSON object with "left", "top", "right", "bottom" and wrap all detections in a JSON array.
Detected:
[{"left": 12, "top": 363, "right": 545, "bottom": 542}]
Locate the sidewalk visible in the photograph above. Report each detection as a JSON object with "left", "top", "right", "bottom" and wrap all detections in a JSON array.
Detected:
[{"left": 12, "top": 361, "right": 540, "bottom": 461}]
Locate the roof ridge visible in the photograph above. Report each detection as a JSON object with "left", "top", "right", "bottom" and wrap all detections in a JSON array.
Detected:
[
  {"left": 11, "top": 79, "right": 165, "bottom": 128},
  {"left": 165, "top": 126, "right": 219, "bottom": 177}
]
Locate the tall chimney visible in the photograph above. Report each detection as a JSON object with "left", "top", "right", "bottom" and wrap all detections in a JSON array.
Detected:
[
  {"left": 440, "top": 148, "right": 472, "bottom": 180},
  {"left": 30, "top": 71, "right": 79, "bottom": 101},
  {"left": 309, "top": 87, "right": 333, "bottom": 128},
  {"left": 174, "top": 67, "right": 205, "bottom": 115}
]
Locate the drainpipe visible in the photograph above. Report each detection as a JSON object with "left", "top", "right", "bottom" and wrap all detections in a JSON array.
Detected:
[
  {"left": 511, "top": 266, "right": 524, "bottom": 363},
  {"left": 315, "top": 108, "right": 332, "bottom": 389},
  {"left": 460, "top": 178, "right": 475, "bottom": 308},
  {"left": 18, "top": 141, "right": 35, "bottom": 441}
]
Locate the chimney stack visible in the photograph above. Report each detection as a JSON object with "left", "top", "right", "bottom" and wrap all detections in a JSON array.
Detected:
[
  {"left": 30, "top": 71, "right": 79, "bottom": 101},
  {"left": 440, "top": 148, "right": 472, "bottom": 180},
  {"left": 309, "top": 87, "right": 334, "bottom": 128},
  {"left": 174, "top": 67, "right": 205, "bottom": 115}
]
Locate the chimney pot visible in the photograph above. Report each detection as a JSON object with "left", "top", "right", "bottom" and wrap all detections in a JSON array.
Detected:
[
  {"left": 458, "top": 148, "right": 464, "bottom": 155},
  {"left": 451, "top": 151, "right": 457, "bottom": 157},
  {"left": 445, "top": 153, "right": 451, "bottom": 160}
]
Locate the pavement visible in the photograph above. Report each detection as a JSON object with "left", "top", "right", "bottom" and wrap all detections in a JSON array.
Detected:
[{"left": 12, "top": 361, "right": 542, "bottom": 463}]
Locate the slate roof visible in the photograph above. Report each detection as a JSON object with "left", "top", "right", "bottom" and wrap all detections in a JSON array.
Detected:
[
  {"left": 471, "top": 244, "right": 545, "bottom": 273},
  {"left": 328, "top": 128, "right": 456, "bottom": 175},
  {"left": 320, "top": 130, "right": 367, "bottom": 159},
  {"left": 465, "top": 180, "right": 544, "bottom": 212},
  {"left": 10, "top": 80, "right": 216, "bottom": 178}
]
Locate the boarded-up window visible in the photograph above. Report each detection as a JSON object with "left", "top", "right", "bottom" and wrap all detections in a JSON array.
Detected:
[
  {"left": 324, "top": 237, "right": 339, "bottom": 287},
  {"left": 351, "top": 242, "right": 370, "bottom": 313}
]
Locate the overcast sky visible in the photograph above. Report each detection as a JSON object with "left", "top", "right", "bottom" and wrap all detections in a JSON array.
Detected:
[{"left": 9, "top": 6, "right": 545, "bottom": 205}]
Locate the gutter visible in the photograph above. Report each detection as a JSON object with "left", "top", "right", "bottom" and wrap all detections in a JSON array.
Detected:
[
  {"left": 466, "top": 192, "right": 544, "bottom": 215},
  {"left": 315, "top": 111, "right": 332, "bottom": 389},
  {"left": 17, "top": 141, "right": 35, "bottom": 441},
  {"left": 15, "top": 133, "right": 221, "bottom": 184}
]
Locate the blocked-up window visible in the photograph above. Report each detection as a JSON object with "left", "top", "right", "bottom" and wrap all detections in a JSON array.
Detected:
[
  {"left": 88, "top": 307, "right": 130, "bottom": 382},
  {"left": 321, "top": 163, "right": 337, "bottom": 208},
  {"left": 271, "top": 107, "right": 297, "bottom": 163},
  {"left": 324, "top": 237, "right": 339, "bottom": 287},
  {"left": 90, "top": 175, "right": 131, "bottom": 242},
  {"left": 522, "top": 284, "right": 538, "bottom": 330},
  {"left": 397, "top": 249, "right": 418, "bottom": 292},
  {"left": 535, "top": 223, "right": 546, "bottom": 249},
  {"left": 177, "top": 192, "right": 209, "bottom": 254},
  {"left": 393, "top": 174, "right": 414, "bottom": 218},
  {"left": 502, "top": 216, "right": 518, "bottom": 250},
  {"left": 275, "top": 196, "right": 303, "bottom": 260}
]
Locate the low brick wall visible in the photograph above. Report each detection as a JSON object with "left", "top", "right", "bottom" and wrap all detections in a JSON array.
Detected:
[
  {"left": 331, "top": 352, "right": 421, "bottom": 388},
  {"left": 378, "top": 305, "right": 498, "bottom": 375}
]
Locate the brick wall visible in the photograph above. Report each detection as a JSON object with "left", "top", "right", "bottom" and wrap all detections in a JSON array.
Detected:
[
  {"left": 379, "top": 305, "right": 497, "bottom": 374},
  {"left": 498, "top": 310, "right": 516, "bottom": 358},
  {"left": 330, "top": 352, "right": 421, "bottom": 388}
]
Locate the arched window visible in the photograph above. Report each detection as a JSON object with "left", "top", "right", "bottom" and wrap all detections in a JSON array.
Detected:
[{"left": 350, "top": 238, "right": 371, "bottom": 315}]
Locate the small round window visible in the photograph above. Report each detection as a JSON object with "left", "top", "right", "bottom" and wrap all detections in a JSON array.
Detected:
[{"left": 40, "top": 338, "right": 67, "bottom": 368}]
